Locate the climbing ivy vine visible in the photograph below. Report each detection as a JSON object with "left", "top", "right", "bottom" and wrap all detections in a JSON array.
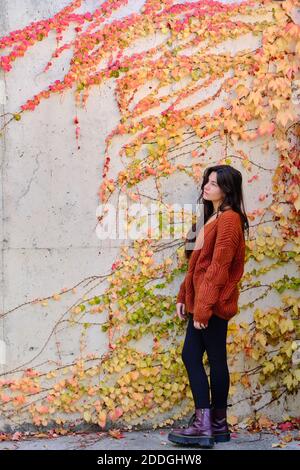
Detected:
[{"left": 0, "top": 0, "right": 299, "bottom": 431}]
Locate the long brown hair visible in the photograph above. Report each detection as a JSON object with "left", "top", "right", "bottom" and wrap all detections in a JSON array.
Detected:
[{"left": 184, "top": 164, "right": 249, "bottom": 260}]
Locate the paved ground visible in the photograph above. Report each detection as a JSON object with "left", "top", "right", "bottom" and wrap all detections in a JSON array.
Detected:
[{"left": 0, "top": 428, "right": 299, "bottom": 450}]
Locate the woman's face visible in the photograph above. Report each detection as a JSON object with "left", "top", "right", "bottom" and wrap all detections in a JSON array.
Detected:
[{"left": 203, "top": 171, "right": 225, "bottom": 203}]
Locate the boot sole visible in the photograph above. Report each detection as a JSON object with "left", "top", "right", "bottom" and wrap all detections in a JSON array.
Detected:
[
  {"left": 214, "top": 433, "right": 231, "bottom": 443},
  {"left": 168, "top": 431, "right": 214, "bottom": 448}
]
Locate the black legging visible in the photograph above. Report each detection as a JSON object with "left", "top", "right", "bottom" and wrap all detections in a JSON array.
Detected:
[{"left": 181, "top": 312, "right": 230, "bottom": 409}]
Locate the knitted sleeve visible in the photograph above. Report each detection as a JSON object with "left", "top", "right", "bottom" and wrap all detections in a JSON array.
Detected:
[
  {"left": 193, "top": 212, "right": 241, "bottom": 324},
  {"left": 176, "top": 278, "right": 186, "bottom": 303}
]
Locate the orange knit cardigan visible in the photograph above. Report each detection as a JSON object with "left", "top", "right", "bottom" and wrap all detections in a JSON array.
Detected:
[{"left": 176, "top": 209, "right": 246, "bottom": 324}]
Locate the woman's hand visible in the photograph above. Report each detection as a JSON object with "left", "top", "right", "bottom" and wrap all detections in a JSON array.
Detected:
[
  {"left": 176, "top": 303, "right": 187, "bottom": 320},
  {"left": 194, "top": 320, "right": 207, "bottom": 330}
]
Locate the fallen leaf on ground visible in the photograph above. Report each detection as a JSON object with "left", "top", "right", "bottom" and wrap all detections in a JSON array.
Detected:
[
  {"left": 108, "top": 429, "right": 125, "bottom": 439},
  {"left": 278, "top": 421, "right": 294, "bottom": 431},
  {"left": 272, "top": 442, "right": 286, "bottom": 448}
]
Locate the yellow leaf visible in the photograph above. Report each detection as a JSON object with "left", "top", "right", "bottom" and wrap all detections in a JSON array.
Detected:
[
  {"left": 157, "top": 136, "right": 168, "bottom": 147},
  {"left": 266, "top": 237, "right": 275, "bottom": 246},
  {"left": 294, "top": 369, "right": 300, "bottom": 382},
  {"left": 227, "top": 415, "right": 238, "bottom": 426},
  {"left": 283, "top": 374, "right": 294, "bottom": 390},
  {"left": 270, "top": 99, "right": 283, "bottom": 110},
  {"left": 280, "top": 319, "right": 294, "bottom": 334},
  {"left": 224, "top": 120, "right": 236, "bottom": 132},
  {"left": 263, "top": 362, "right": 275, "bottom": 374},
  {"left": 191, "top": 69, "right": 201, "bottom": 81},
  {"left": 98, "top": 411, "right": 106, "bottom": 424},
  {"left": 275, "top": 237, "right": 284, "bottom": 247},
  {"left": 258, "top": 415, "right": 273, "bottom": 429},
  {"left": 249, "top": 91, "right": 261, "bottom": 107},
  {"left": 140, "top": 368, "right": 151, "bottom": 377},
  {"left": 271, "top": 204, "right": 284, "bottom": 215},
  {"left": 251, "top": 349, "right": 260, "bottom": 361},
  {"left": 256, "top": 333, "right": 267, "bottom": 347},
  {"left": 83, "top": 411, "right": 91, "bottom": 422},
  {"left": 130, "top": 371, "right": 139, "bottom": 381},
  {"left": 132, "top": 392, "right": 143, "bottom": 401},
  {"left": 109, "top": 429, "right": 125, "bottom": 439},
  {"left": 256, "top": 236, "right": 265, "bottom": 247},
  {"left": 236, "top": 85, "right": 249, "bottom": 99},
  {"left": 276, "top": 108, "right": 296, "bottom": 127},
  {"left": 263, "top": 226, "right": 272, "bottom": 235}
]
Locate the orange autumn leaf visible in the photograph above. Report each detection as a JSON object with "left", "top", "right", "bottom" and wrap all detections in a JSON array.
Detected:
[
  {"left": 258, "top": 121, "right": 275, "bottom": 136},
  {"left": 227, "top": 415, "right": 238, "bottom": 426},
  {"left": 108, "top": 429, "right": 125, "bottom": 439},
  {"left": 258, "top": 415, "right": 274, "bottom": 429}
]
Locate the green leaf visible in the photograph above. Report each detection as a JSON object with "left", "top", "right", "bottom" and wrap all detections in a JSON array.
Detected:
[{"left": 110, "top": 70, "right": 120, "bottom": 78}]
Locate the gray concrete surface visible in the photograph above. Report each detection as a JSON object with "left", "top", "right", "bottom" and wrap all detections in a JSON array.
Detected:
[
  {"left": 0, "top": 0, "right": 299, "bottom": 433},
  {"left": 0, "top": 429, "right": 299, "bottom": 450}
]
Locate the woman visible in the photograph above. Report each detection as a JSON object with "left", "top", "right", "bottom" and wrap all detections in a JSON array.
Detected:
[{"left": 168, "top": 164, "right": 249, "bottom": 448}]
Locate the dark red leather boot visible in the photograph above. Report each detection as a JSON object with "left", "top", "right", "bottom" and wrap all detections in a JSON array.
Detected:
[
  {"left": 168, "top": 408, "right": 214, "bottom": 448},
  {"left": 211, "top": 407, "right": 230, "bottom": 442},
  {"left": 185, "top": 408, "right": 231, "bottom": 443}
]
